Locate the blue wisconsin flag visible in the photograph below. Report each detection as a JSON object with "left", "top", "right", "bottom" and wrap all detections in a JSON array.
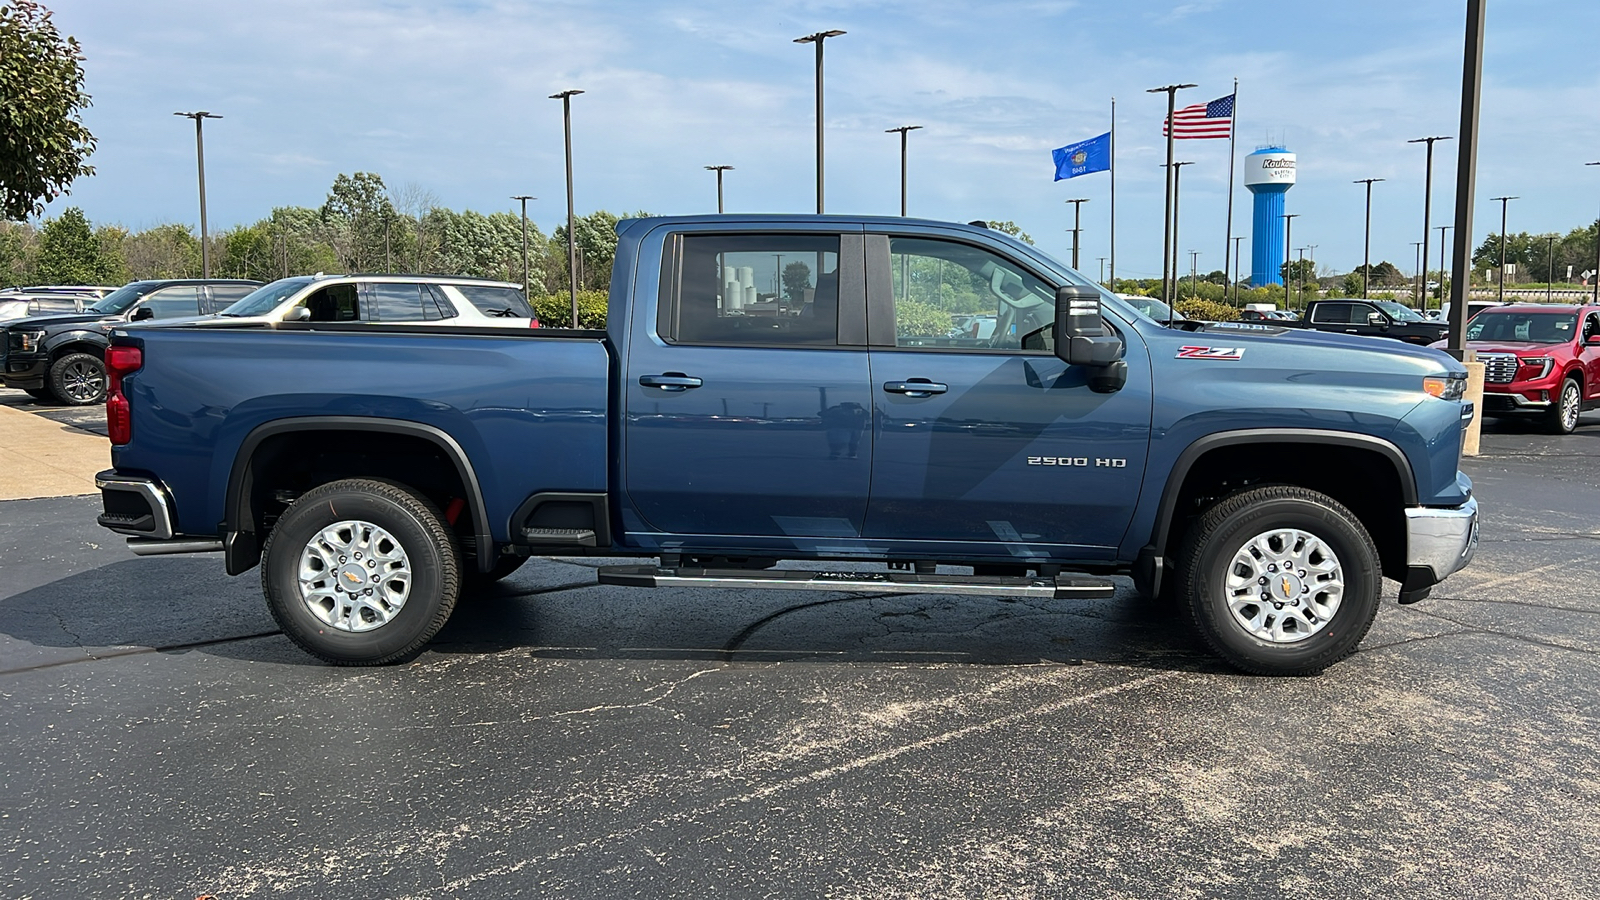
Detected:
[{"left": 1052, "top": 132, "right": 1111, "bottom": 181}]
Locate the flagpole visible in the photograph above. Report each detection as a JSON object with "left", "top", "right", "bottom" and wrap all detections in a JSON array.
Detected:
[
  {"left": 1224, "top": 77, "right": 1238, "bottom": 305},
  {"left": 1109, "top": 96, "right": 1116, "bottom": 291}
]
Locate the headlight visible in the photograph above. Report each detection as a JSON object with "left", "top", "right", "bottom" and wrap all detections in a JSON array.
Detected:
[
  {"left": 13, "top": 329, "right": 45, "bottom": 353},
  {"left": 1423, "top": 374, "right": 1467, "bottom": 401},
  {"left": 1516, "top": 357, "right": 1554, "bottom": 380}
]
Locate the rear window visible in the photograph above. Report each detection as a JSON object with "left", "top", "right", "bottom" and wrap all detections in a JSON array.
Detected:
[{"left": 454, "top": 285, "right": 535, "bottom": 319}]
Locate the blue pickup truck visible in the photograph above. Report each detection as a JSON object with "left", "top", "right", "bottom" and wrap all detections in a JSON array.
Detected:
[{"left": 95, "top": 215, "right": 1478, "bottom": 675}]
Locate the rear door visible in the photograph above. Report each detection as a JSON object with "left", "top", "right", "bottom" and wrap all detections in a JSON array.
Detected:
[
  {"left": 364, "top": 282, "right": 445, "bottom": 323},
  {"left": 861, "top": 232, "right": 1152, "bottom": 552},
  {"left": 139, "top": 285, "right": 201, "bottom": 320},
  {"left": 622, "top": 229, "right": 874, "bottom": 539},
  {"left": 1582, "top": 311, "right": 1600, "bottom": 401}
]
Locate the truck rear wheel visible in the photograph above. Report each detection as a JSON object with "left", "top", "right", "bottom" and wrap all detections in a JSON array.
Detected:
[
  {"left": 261, "top": 478, "right": 461, "bottom": 665},
  {"left": 1175, "top": 486, "right": 1382, "bottom": 676}
]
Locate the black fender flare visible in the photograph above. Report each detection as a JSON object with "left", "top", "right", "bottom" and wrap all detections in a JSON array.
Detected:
[
  {"left": 1135, "top": 428, "right": 1418, "bottom": 596},
  {"left": 222, "top": 416, "right": 493, "bottom": 575},
  {"left": 44, "top": 330, "right": 111, "bottom": 360}
]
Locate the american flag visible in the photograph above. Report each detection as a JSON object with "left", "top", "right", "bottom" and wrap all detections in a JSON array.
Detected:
[{"left": 1163, "top": 93, "right": 1235, "bottom": 139}]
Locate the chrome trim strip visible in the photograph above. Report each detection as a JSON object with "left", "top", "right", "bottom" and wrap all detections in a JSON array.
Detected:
[
  {"left": 1405, "top": 496, "right": 1479, "bottom": 583},
  {"left": 597, "top": 566, "right": 1116, "bottom": 600},
  {"left": 95, "top": 472, "right": 175, "bottom": 540}
]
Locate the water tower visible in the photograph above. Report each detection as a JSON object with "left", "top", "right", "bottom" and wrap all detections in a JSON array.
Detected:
[{"left": 1244, "top": 147, "right": 1297, "bottom": 286}]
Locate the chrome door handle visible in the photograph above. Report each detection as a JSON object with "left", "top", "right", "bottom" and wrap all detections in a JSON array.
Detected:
[
  {"left": 639, "top": 373, "right": 703, "bottom": 392},
  {"left": 882, "top": 380, "right": 948, "bottom": 397}
]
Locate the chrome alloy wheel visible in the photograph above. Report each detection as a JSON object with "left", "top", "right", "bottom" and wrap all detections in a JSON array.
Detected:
[
  {"left": 1560, "top": 380, "right": 1581, "bottom": 432},
  {"left": 1222, "top": 528, "right": 1344, "bottom": 644},
  {"left": 62, "top": 359, "right": 104, "bottom": 402},
  {"left": 297, "top": 519, "right": 413, "bottom": 632}
]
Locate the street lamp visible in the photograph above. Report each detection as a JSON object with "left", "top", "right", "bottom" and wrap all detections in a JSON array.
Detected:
[
  {"left": 1491, "top": 195, "right": 1516, "bottom": 303},
  {"left": 1097, "top": 257, "right": 1108, "bottom": 286},
  {"left": 550, "top": 89, "right": 584, "bottom": 327},
  {"left": 174, "top": 111, "right": 222, "bottom": 277},
  {"left": 885, "top": 125, "right": 922, "bottom": 217},
  {"left": 1354, "top": 178, "right": 1384, "bottom": 297},
  {"left": 1231, "top": 235, "right": 1245, "bottom": 304},
  {"left": 1166, "top": 160, "right": 1194, "bottom": 308},
  {"left": 1412, "top": 241, "right": 1425, "bottom": 306},
  {"left": 1547, "top": 233, "right": 1557, "bottom": 304},
  {"left": 1064, "top": 198, "right": 1090, "bottom": 269},
  {"left": 1295, "top": 247, "right": 1307, "bottom": 309},
  {"left": 1189, "top": 250, "right": 1201, "bottom": 298},
  {"left": 1281, "top": 213, "right": 1300, "bottom": 309},
  {"left": 1587, "top": 162, "right": 1600, "bottom": 305},
  {"left": 795, "top": 30, "right": 846, "bottom": 214},
  {"left": 511, "top": 195, "right": 535, "bottom": 301},
  {"left": 1408, "top": 135, "right": 1453, "bottom": 316},
  {"left": 704, "top": 165, "right": 733, "bottom": 214},
  {"left": 1148, "top": 83, "right": 1198, "bottom": 304},
  {"left": 1435, "top": 225, "right": 1452, "bottom": 306}
]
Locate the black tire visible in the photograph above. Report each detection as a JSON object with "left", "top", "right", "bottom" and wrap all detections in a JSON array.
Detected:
[
  {"left": 22, "top": 387, "right": 54, "bottom": 402},
  {"left": 464, "top": 554, "right": 528, "bottom": 592},
  {"left": 1175, "top": 485, "right": 1382, "bottom": 676},
  {"left": 1544, "top": 377, "right": 1582, "bottom": 435},
  {"left": 47, "top": 352, "right": 107, "bottom": 406},
  {"left": 261, "top": 478, "right": 461, "bottom": 665}
]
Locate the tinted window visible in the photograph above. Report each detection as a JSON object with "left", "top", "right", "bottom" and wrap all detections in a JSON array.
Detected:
[
  {"left": 221, "top": 277, "right": 314, "bottom": 317},
  {"left": 1311, "top": 302, "right": 1354, "bottom": 325},
  {"left": 454, "top": 285, "right": 532, "bottom": 319},
  {"left": 671, "top": 234, "right": 839, "bottom": 346},
  {"left": 888, "top": 237, "right": 1055, "bottom": 351},
  {"left": 89, "top": 282, "right": 160, "bottom": 315},
  {"left": 1583, "top": 313, "right": 1599, "bottom": 342},
  {"left": 425, "top": 285, "right": 458, "bottom": 319},
  {"left": 141, "top": 286, "right": 200, "bottom": 319},
  {"left": 304, "top": 284, "right": 361, "bottom": 322},
  {"left": 1466, "top": 312, "right": 1577, "bottom": 344},
  {"left": 368, "top": 283, "right": 428, "bottom": 322},
  {"left": 209, "top": 285, "right": 258, "bottom": 305}
]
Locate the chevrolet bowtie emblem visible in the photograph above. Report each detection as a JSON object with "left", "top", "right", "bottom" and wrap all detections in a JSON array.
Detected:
[
  {"left": 1280, "top": 576, "right": 1292, "bottom": 597},
  {"left": 345, "top": 572, "right": 362, "bottom": 583}
]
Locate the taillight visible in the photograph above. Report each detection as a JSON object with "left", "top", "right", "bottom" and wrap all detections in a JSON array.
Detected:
[
  {"left": 106, "top": 345, "right": 142, "bottom": 445},
  {"left": 528, "top": 318, "right": 541, "bottom": 329}
]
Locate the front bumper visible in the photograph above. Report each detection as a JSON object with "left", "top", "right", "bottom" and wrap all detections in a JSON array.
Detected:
[
  {"left": 1399, "top": 496, "right": 1479, "bottom": 604},
  {"left": 1482, "top": 390, "right": 1551, "bottom": 413},
  {"left": 1, "top": 353, "right": 46, "bottom": 390}
]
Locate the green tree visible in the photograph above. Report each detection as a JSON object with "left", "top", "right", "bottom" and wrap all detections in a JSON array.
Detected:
[
  {"left": 782, "top": 260, "right": 812, "bottom": 302},
  {"left": 0, "top": 220, "right": 36, "bottom": 287},
  {"left": 985, "top": 221, "right": 1035, "bottom": 245},
  {"left": 320, "top": 172, "right": 397, "bottom": 272},
  {"left": 33, "top": 206, "right": 115, "bottom": 283},
  {"left": 1280, "top": 258, "right": 1316, "bottom": 286},
  {"left": 1340, "top": 272, "right": 1364, "bottom": 296},
  {"left": 121, "top": 223, "right": 199, "bottom": 280},
  {"left": 0, "top": 1, "right": 97, "bottom": 220}
]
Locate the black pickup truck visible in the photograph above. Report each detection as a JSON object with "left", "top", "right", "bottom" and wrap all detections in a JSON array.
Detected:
[{"left": 1290, "top": 299, "right": 1448, "bottom": 346}]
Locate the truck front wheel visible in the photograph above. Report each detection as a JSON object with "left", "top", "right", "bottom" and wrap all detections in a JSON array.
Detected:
[
  {"left": 261, "top": 478, "right": 461, "bottom": 665},
  {"left": 48, "top": 352, "right": 107, "bottom": 405},
  {"left": 1175, "top": 486, "right": 1382, "bottom": 676}
]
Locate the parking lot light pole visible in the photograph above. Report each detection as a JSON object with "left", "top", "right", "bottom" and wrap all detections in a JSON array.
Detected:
[
  {"left": 1412, "top": 241, "right": 1425, "bottom": 305},
  {"left": 1547, "top": 234, "right": 1556, "bottom": 303},
  {"left": 1435, "top": 226, "right": 1452, "bottom": 304},
  {"left": 884, "top": 126, "right": 922, "bottom": 216},
  {"left": 1064, "top": 198, "right": 1089, "bottom": 269},
  {"left": 1354, "top": 178, "right": 1384, "bottom": 297},
  {"left": 1588, "top": 162, "right": 1600, "bottom": 305},
  {"left": 1409, "top": 135, "right": 1453, "bottom": 315},
  {"left": 704, "top": 165, "right": 733, "bottom": 213},
  {"left": 1148, "top": 83, "right": 1197, "bottom": 304},
  {"left": 1492, "top": 195, "right": 1516, "bottom": 303},
  {"left": 1280, "top": 213, "right": 1299, "bottom": 309},
  {"left": 795, "top": 30, "right": 846, "bottom": 214},
  {"left": 511, "top": 195, "right": 535, "bottom": 301},
  {"left": 1231, "top": 235, "right": 1245, "bottom": 303},
  {"left": 174, "top": 111, "right": 221, "bottom": 277},
  {"left": 550, "top": 89, "right": 584, "bottom": 326}
]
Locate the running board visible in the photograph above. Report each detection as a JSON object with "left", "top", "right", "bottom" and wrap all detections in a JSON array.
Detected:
[
  {"left": 522, "top": 527, "right": 597, "bottom": 547},
  {"left": 596, "top": 565, "right": 1116, "bottom": 600}
]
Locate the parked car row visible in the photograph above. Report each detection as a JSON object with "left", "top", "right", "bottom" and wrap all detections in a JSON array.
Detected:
[{"left": 0, "top": 275, "right": 538, "bottom": 405}]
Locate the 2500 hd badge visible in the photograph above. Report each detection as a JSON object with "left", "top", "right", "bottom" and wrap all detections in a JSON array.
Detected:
[{"left": 1028, "top": 457, "right": 1128, "bottom": 467}]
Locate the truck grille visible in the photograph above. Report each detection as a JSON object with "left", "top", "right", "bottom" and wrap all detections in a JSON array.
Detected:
[{"left": 1478, "top": 352, "right": 1518, "bottom": 384}]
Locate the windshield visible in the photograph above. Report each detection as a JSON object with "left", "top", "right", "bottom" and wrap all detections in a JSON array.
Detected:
[
  {"left": 88, "top": 282, "right": 157, "bottom": 315},
  {"left": 1375, "top": 301, "right": 1424, "bottom": 322},
  {"left": 1121, "top": 297, "right": 1175, "bottom": 321},
  {"left": 221, "top": 277, "right": 314, "bottom": 316},
  {"left": 1466, "top": 311, "right": 1578, "bottom": 344}
]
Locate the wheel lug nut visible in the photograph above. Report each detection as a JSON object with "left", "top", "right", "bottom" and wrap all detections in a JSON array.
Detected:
[
  {"left": 1260, "top": 592, "right": 1269, "bottom": 601},
  {"left": 367, "top": 560, "right": 375, "bottom": 568},
  {"left": 355, "top": 552, "right": 362, "bottom": 560},
  {"left": 1274, "top": 602, "right": 1284, "bottom": 610},
  {"left": 1298, "top": 569, "right": 1306, "bottom": 578},
  {"left": 340, "top": 556, "right": 347, "bottom": 563},
  {"left": 1258, "top": 576, "right": 1268, "bottom": 585},
  {"left": 1267, "top": 564, "right": 1278, "bottom": 573}
]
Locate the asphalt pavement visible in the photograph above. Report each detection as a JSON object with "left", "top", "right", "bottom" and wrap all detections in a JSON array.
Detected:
[{"left": 1, "top": 403, "right": 1597, "bottom": 898}]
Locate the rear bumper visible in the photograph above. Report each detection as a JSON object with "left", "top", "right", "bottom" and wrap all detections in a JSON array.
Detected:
[
  {"left": 1399, "top": 496, "right": 1479, "bottom": 603},
  {"left": 96, "top": 470, "right": 175, "bottom": 540}
]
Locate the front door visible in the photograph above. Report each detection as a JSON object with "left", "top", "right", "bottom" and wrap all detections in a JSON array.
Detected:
[
  {"left": 863, "top": 235, "right": 1151, "bottom": 554},
  {"left": 623, "top": 231, "right": 874, "bottom": 540}
]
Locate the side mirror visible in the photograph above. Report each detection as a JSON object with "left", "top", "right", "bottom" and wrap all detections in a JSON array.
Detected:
[
  {"left": 130, "top": 306, "right": 154, "bottom": 322},
  {"left": 1367, "top": 311, "right": 1387, "bottom": 327},
  {"left": 1053, "top": 285, "right": 1127, "bottom": 394},
  {"left": 1586, "top": 334, "right": 1600, "bottom": 347},
  {"left": 286, "top": 305, "right": 311, "bottom": 322}
]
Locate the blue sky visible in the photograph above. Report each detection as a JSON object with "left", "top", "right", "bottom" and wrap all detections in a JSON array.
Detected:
[{"left": 42, "top": 0, "right": 1600, "bottom": 279}]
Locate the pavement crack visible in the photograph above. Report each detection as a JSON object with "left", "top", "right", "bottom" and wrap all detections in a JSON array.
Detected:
[{"left": 1410, "top": 608, "right": 1600, "bottom": 657}]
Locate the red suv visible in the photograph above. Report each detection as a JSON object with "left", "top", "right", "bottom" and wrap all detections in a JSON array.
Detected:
[{"left": 1432, "top": 304, "right": 1600, "bottom": 433}]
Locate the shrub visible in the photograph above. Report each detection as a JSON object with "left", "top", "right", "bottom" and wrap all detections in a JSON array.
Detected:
[
  {"left": 893, "top": 297, "right": 952, "bottom": 337},
  {"left": 1175, "top": 298, "right": 1240, "bottom": 322},
  {"left": 532, "top": 290, "right": 608, "bottom": 328}
]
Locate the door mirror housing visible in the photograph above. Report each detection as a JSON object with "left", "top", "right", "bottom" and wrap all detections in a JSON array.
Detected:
[
  {"left": 1053, "top": 285, "right": 1127, "bottom": 393},
  {"left": 1366, "top": 311, "right": 1387, "bottom": 327},
  {"left": 1585, "top": 333, "right": 1600, "bottom": 347},
  {"left": 286, "top": 305, "right": 311, "bottom": 322},
  {"left": 129, "top": 306, "right": 154, "bottom": 322}
]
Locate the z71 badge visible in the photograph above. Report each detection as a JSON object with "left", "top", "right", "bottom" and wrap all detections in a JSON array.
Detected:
[{"left": 1176, "top": 345, "right": 1246, "bottom": 360}]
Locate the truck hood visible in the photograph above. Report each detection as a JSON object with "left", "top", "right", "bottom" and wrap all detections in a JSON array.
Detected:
[
  {"left": 0, "top": 312, "right": 117, "bottom": 331},
  {"left": 1182, "top": 320, "right": 1461, "bottom": 370}
]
